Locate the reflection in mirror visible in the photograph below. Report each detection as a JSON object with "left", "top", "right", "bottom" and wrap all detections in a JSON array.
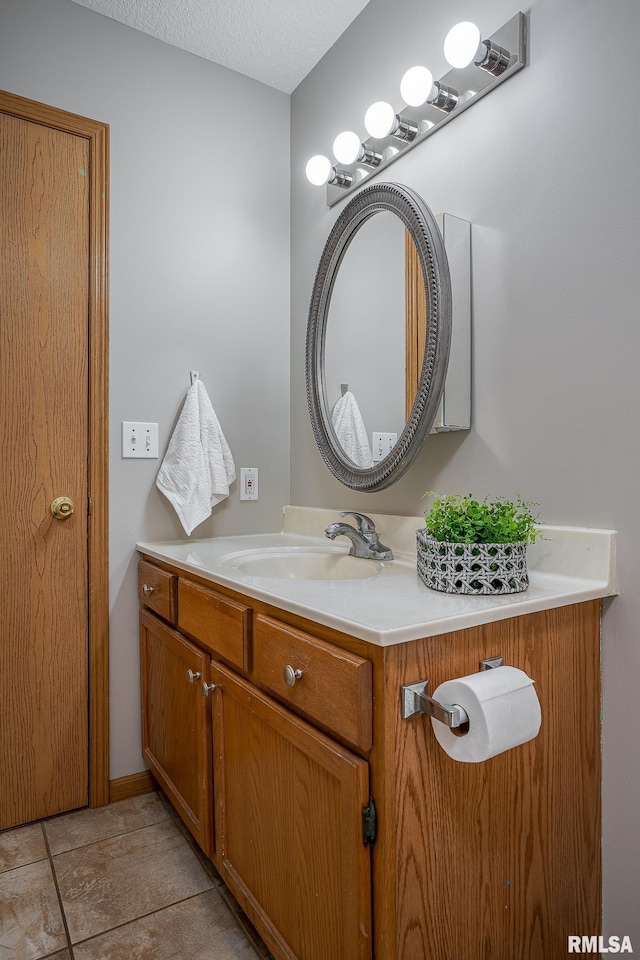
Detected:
[
  {"left": 324, "top": 212, "right": 406, "bottom": 466},
  {"left": 405, "top": 230, "right": 427, "bottom": 419},
  {"left": 306, "top": 182, "right": 452, "bottom": 491},
  {"left": 323, "top": 220, "right": 431, "bottom": 467}
]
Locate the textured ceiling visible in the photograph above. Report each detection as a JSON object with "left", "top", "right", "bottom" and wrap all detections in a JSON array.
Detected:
[{"left": 68, "top": 0, "right": 372, "bottom": 93}]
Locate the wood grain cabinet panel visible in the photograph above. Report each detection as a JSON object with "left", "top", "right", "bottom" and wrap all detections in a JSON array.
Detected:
[
  {"left": 140, "top": 610, "right": 213, "bottom": 857},
  {"left": 380, "top": 602, "right": 601, "bottom": 960},
  {"left": 138, "top": 556, "right": 602, "bottom": 960},
  {"left": 178, "top": 578, "right": 250, "bottom": 670},
  {"left": 138, "top": 560, "right": 177, "bottom": 623},
  {"left": 252, "top": 615, "right": 372, "bottom": 752},
  {"left": 212, "top": 661, "right": 372, "bottom": 960}
]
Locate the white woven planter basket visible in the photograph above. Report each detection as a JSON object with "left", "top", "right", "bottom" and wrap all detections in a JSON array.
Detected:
[{"left": 416, "top": 529, "right": 529, "bottom": 595}]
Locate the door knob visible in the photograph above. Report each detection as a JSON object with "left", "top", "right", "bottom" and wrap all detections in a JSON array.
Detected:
[{"left": 50, "top": 496, "right": 75, "bottom": 520}]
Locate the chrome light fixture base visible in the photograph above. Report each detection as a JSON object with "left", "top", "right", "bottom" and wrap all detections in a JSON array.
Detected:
[
  {"left": 327, "top": 11, "right": 526, "bottom": 206},
  {"left": 328, "top": 167, "right": 353, "bottom": 187},
  {"left": 359, "top": 145, "right": 383, "bottom": 167},
  {"left": 428, "top": 81, "right": 459, "bottom": 113}
]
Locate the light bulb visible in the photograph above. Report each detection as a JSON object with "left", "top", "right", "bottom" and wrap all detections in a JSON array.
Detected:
[
  {"left": 332, "top": 131, "right": 361, "bottom": 165},
  {"left": 400, "top": 66, "right": 434, "bottom": 107},
  {"left": 364, "top": 101, "right": 396, "bottom": 139},
  {"left": 305, "top": 154, "right": 332, "bottom": 186},
  {"left": 444, "top": 21, "right": 481, "bottom": 69}
]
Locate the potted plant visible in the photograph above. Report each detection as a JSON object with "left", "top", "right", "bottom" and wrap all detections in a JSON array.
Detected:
[{"left": 417, "top": 493, "right": 541, "bottom": 595}]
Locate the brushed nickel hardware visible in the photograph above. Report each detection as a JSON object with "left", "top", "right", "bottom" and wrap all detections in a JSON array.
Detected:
[
  {"left": 325, "top": 511, "right": 393, "bottom": 560},
  {"left": 400, "top": 679, "right": 469, "bottom": 728},
  {"left": 480, "top": 657, "right": 504, "bottom": 670},
  {"left": 201, "top": 682, "right": 216, "bottom": 697},
  {"left": 142, "top": 584, "right": 155, "bottom": 595},
  {"left": 50, "top": 496, "right": 75, "bottom": 520},
  {"left": 402, "top": 656, "right": 505, "bottom": 722},
  {"left": 186, "top": 669, "right": 201, "bottom": 684},
  {"left": 283, "top": 665, "right": 303, "bottom": 687}
]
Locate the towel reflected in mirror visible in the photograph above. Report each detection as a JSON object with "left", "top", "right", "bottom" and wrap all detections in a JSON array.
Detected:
[{"left": 331, "top": 391, "right": 373, "bottom": 468}]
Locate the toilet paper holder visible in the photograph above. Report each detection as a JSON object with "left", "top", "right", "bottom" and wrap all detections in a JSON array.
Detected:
[{"left": 401, "top": 657, "right": 504, "bottom": 727}]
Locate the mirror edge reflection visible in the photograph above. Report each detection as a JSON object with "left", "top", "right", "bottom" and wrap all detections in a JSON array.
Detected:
[{"left": 305, "top": 181, "right": 452, "bottom": 491}]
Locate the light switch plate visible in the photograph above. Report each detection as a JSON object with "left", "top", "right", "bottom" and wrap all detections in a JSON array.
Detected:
[
  {"left": 372, "top": 432, "right": 398, "bottom": 462},
  {"left": 122, "top": 421, "right": 159, "bottom": 458}
]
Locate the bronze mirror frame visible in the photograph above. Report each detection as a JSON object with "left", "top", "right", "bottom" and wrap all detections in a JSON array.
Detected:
[{"left": 305, "top": 182, "right": 452, "bottom": 491}]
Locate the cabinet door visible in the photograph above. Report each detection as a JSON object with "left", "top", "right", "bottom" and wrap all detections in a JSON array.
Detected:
[
  {"left": 140, "top": 610, "right": 213, "bottom": 856},
  {"left": 211, "top": 661, "right": 372, "bottom": 960}
]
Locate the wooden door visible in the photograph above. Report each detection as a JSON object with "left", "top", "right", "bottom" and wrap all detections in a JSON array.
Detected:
[
  {"left": 140, "top": 611, "right": 214, "bottom": 856},
  {"left": 0, "top": 92, "right": 109, "bottom": 827},
  {"left": 212, "top": 661, "right": 372, "bottom": 960}
]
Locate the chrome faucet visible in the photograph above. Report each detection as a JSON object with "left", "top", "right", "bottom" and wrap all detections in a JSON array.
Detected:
[{"left": 324, "top": 511, "right": 393, "bottom": 561}]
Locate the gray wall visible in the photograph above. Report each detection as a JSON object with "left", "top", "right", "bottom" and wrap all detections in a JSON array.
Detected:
[
  {"left": 0, "top": 0, "right": 291, "bottom": 779},
  {"left": 3, "top": 0, "right": 638, "bottom": 940},
  {"left": 291, "top": 0, "right": 640, "bottom": 940}
]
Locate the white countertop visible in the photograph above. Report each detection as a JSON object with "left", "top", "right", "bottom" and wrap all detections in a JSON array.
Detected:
[{"left": 136, "top": 506, "right": 616, "bottom": 647}]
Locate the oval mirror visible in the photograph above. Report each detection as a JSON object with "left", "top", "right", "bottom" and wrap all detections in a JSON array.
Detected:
[{"left": 305, "top": 182, "right": 452, "bottom": 491}]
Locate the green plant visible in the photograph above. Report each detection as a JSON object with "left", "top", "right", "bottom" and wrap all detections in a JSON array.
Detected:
[{"left": 423, "top": 492, "right": 541, "bottom": 545}]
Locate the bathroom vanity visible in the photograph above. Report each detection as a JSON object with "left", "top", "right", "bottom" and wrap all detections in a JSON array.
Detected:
[{"left": 137, "top": 507, "right": 615, "bottom": 960}]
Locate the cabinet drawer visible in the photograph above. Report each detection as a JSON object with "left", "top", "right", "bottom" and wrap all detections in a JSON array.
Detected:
[
  {"left": 138, "top": 560, "right": 177, "bottom": 623},
  {"left": 252, "top": 615, "right": 372, "bottom": 751},
  {"left": 178, "top": 579, "right": 251, "bottom": 671}
]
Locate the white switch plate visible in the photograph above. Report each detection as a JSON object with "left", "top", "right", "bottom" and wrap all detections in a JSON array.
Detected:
[
  {"left": 240, "top": 467, "right": 259, "bottom": 500},
  {"left": 122, "top": 421, "right": 159, "bottom": 458},
  {"left": 372, "top": 432, "right": 397, "bottom": 462}
]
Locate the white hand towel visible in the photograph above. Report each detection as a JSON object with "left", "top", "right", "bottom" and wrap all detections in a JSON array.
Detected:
[
  {"left": 331, "top": 391, "right": 373, "bottom": 468},
  {"left": 156, "top": 379, "right": 236, "bottom": 535}
]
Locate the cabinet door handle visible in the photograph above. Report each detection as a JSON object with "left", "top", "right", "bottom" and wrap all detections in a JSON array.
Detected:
[
  {"left": 201, "top": 682, "right": 216, "bottom": 697},
  {"left": 283, "top": 665, "right": 303, "bottom": 687},
  {"left": 142, "top": 584, "right": 155, "bottom": 595},
  {"left": 186, "top": 669, "right": 201, "bottom": 684}
]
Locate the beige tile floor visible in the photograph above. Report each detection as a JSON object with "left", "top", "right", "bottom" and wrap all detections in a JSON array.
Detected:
[{"left": 0, "top": 792, "right": 274, "bottom": 960}]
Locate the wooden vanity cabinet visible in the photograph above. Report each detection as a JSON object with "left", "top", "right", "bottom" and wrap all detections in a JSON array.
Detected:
[
  {"left": 138, "top": 559, "right": 177, "bottom": 623},
  {"left": 138, "top": 556, "right": 602, "bottom": 960},
  {"left": 212, "top": 660, "right": 372, "bottom": 960},
  {"left": 139, "top": 609, "right": 214, "bottom": 856},
  {"left": 139, "top": 560, "right": 374, "bottom": 960}
]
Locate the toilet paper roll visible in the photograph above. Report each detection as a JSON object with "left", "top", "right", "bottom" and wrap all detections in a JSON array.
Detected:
[{"left": 431, "top": 666, "right": 541, "bottom": 763}]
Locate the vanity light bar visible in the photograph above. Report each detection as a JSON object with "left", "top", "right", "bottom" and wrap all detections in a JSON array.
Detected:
[{"left": 321, "top": 12, "right": 526, "bottom": 207}]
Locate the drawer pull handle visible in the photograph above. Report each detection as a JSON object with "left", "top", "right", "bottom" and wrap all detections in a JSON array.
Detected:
[
  {"left": 283, "top": 665, "right": 304, "bottom": 687},
  {"left": 142, "top": 584, "right": 155, "bottom": 595},
  {"left": 202, "top": 682, "right": 216, "bottom": 697},
  {"left": 186, "top": 669, "right": 201, "bottom": 684}
]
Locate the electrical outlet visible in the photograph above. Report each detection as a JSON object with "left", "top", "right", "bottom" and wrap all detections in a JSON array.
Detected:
[
  {"left": 122, "top": 422, "right": 159, "bottom": 458},
  {"left": 240, "top": 467, "right": 259, "bottom": 500},
  {"left": 372, "top": 432, "right": 397, "bottom": 462}
]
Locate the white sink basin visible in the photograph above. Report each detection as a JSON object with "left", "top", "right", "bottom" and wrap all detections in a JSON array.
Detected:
[{"left": 219, "top": 547, "right": 383, "bottom": 581}]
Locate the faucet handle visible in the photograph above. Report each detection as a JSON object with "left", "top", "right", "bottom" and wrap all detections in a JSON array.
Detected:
[{"left": 339, "top": 511, "right": 377, "bottom": 536}]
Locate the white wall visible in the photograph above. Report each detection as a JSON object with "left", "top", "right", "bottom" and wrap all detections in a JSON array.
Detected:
[
  {"left": 0, "top": 0, "right": 290, "bottom": 779},
  {"left": 291, "top": 0, "right": 640, "bottom": 940}
]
